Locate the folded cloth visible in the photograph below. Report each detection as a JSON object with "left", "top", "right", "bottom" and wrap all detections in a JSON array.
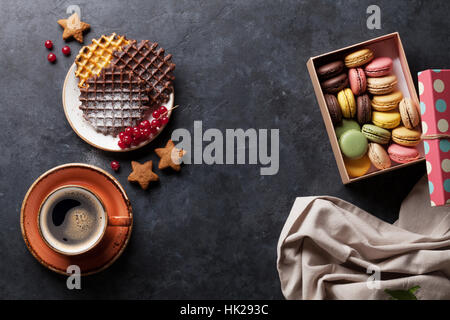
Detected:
[{"left": 277, "top": 175, "right": 450, "bottom": 300}]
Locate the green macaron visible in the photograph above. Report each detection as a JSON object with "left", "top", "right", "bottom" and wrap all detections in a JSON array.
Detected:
[
  {"left": 361, "top": 124, "right": 391, "bottom": 144},
  {"left": 335, "top": 119, "right": 361, "bottom": 139},
  {"left": 339, "top": 129, "right": 368, "bottom": 159}
]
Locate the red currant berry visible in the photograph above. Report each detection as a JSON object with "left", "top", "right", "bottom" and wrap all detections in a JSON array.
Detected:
[
  {"left": 44, "top": 40, "right": 53, "bottom": 49},
  {"left": 132, "top": 136, "right": 141, "bottom": 146},
  {"left": 139, "top": 120, "right": 150, "bottom": 129},
  {"left": 110, "top": 161, "right": 120, "bottom": 171},
  {"left": 118, "top": 140, "right": 127, "bottom": 149},
  {"left": 152, "top": 110, "right": 160, "bottom": 119},
  {"left": 123, "top": 134, "right": 132, "bottom": 146},
  {"left": 118, "top": 132, "right": 126, "bottom": 141},
  {"left": 47, "top": 53, "right": 56, "bottom": 63},
  {"left": 158, "top": 106, "right": 167, "bottom": 115},
  {"left": 132, "top": 126, "right": 141, "bottom": 138},
  {"left": 151, "top": 119, "right": 161, "bottom": 128},
  {"left": 141, "top": 128, "right": 151, "bottom": 138},
  {"left": 62, "top": 46, "right": 71, "bottom": 55},
  {"left": 160, "top": 116, "right": 169, "bottom": 125},
  {"left": 150, "top": 126, "right": 158, "bottom": 134},
  {"left": 125, "top": 127, "right": 133, "bottom": 135}
]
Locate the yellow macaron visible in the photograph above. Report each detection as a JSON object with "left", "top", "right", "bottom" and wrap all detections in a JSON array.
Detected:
[
  {"left": 344, "top": 154, "right": 371, "bottom": 178},
  {"left": 372, "top": 111, "right": 401, "bottom": 129},
  {"left": 392, "top": 126, "right": 422, "bottom": 146},
  {"left": 344, "top": 49, "right": 374, "bottom": 68},
  {"left": 337, "top": 88, "right": 356, "bottom": 118}
]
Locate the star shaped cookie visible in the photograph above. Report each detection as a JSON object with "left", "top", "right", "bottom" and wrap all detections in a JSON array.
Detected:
[
  {"left": 155, "top": 140, "right": 186, "bottom": 171},
  {"left": 57, "top": 13, "right": 90, "bottom": 43},
  {"left": 127, "top": 161, "right": 159, "bottom": 190}
]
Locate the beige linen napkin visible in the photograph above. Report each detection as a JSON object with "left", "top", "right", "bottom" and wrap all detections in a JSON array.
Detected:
[{"left": 277, "top": 175, "right": 450, "bottom": 300}]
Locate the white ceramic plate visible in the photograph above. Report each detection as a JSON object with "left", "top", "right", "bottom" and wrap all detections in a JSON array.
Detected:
[{"left": 62, "top": 63, "right": 173, "bottom": 152}]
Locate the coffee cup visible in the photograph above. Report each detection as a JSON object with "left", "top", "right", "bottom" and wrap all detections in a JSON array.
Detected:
[{"left": 38, "top": 185, "right": 131, "bottom": 255}]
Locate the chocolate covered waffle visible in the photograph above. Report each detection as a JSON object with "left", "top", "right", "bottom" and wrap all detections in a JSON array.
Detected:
[
  {"left": 111, "top": 40, "right": 175, "bottom": 106},
  {"left": 79, "top": 66, "right": 151, "bottom": 136}
]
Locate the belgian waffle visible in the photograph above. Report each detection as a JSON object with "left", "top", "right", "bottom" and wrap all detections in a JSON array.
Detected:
[
  {"left": 111, "top": 40, "right": 175, "bottom": 106},
  {"left": 75, "top": 33, "right": 130, "bottom": 88},
  {"left": 79, "top": 66, "right": 150, "bottom": 136}
]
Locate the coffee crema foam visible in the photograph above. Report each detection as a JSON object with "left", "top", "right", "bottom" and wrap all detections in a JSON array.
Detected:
[{"left": 39, "top": 187, "right": 106, "bottom": 254}]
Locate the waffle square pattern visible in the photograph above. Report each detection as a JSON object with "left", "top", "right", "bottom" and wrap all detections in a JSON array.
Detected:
[
  {"left": 75, "top": 33, "right": 130, "bottom": 88},
  {"left": 112, "top": 40, "right": 175, "bottom": 106},
  {"left": 79, "top": 66, "right": 150, "bottom": 136}
]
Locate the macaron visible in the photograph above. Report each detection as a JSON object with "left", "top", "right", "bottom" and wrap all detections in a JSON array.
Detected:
[
  {"left": 399, "top": 97, "right": 420, "bottom": 129},
  {"left": 321, "top": 73, "right": 349, "bottom": 94},
  {"left": 388, "top": 144, "right": 420, "bottom": 164},
  {"left": 372, "top": 110, "right": 401, "bottom": 129},
  {"left": 317, "top": 61, "right": 344, "bottom": 80},
  {"left": 371, "top": 90, "right": 403, "bottom": 111},
  {"left": 344, "top": 154, "right": 371, "bottom": 178},
  {"left": 364, "top": 57, "right": 393, "bottom": 77},
  {"left": 349, "top": 68, "right": 367, "bottom": 95},
  {"left": 368, "top": 143, "right": 391, "bottom": 169},
  {"left": 361, "top": 124, "right": 391, "bottom": 144},
  {"left": 356, "top": 94, "right": 371, "bottom": 125},
  {"left": 335, "top": 119, "right": 360, "bottom": 139},
  {"left": 324, "top": 94, "right": 342, "bottom": 125},
  {"left": 344, "top": 49, "right": 374, "bottom": 68},
  {"left": 367, "top": 75, "right": 398, "bottom": 95},
  {"left": 339, "top": 129, "right": 368, "bottom": 159},
  {"left": 391, "top": 126, "right": 422, "bottom": 146},
  {"left": 337, "top": 88, "right": 356, "bottom": 118}
]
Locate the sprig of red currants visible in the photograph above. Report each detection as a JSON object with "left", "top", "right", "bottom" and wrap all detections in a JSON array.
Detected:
[{"left": 117, "top": 105, "right": 172, "bottom": 149}]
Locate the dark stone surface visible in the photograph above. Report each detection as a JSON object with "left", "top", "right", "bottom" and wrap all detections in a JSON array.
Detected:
[{"left": 0, "top": 0, "right": 448, "bottom": 299}]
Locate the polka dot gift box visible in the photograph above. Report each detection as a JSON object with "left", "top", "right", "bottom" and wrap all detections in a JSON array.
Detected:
[{"left": 418, "top": 69, "right": 450, "bottom": 206}]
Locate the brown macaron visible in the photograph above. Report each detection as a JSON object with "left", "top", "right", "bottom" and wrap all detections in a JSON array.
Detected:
[
  {"left": 321, "top": 73, "right": 349, "bottom": 94},
  {"left": 324, "top": 94, "right": 342, "bottom": 125},
  {"left": 317, "top": 61, "right": 344, "bottom": 80},
  {"left": 399, "top": 97, "right": 420, "bottom": 129},
  {"left": 356, "top": 94, "right": 371, "bottom": 125},
  {"left": 368, "top": 143, "right": 391, "bottom": 170}
]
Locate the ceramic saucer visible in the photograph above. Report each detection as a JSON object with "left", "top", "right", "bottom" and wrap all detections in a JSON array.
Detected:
[
  {"left": 62, "top": 63, "right": 174, "bottom": 152},
  {"left": 21, "top": 163, "right": 133, "bottom": 275}
]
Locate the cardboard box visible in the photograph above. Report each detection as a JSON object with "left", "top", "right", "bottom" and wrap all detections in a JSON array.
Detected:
[
  {"left": 307, "top": 32, "right": 424, "bottom": 184},
  {"left": 418, "top": 69, "right": 450, "bottom": 206}
]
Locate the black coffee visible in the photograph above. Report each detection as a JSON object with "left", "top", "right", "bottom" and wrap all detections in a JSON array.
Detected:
[{"left": 39, "top": 186, "right": 106, "bottom": 254}]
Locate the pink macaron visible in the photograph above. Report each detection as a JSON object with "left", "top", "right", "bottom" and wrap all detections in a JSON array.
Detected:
[
  {"left": 365, "top": 57, "right": 393, "bottom": 77},
  {"left": 387, "top": 143, "right": 420, "bottom": 164},
  {"left": 349, "top": 68, "right": 366, "bottom": 95}
]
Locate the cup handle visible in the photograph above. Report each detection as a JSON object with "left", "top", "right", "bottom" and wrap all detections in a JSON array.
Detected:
[{"left": 108, "top": 216, "right": 132, "bottom": 227}]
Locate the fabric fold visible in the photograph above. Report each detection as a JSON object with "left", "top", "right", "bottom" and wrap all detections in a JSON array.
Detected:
[{"left": 277, "top": 176, "right": 450, "bottom": 300}]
